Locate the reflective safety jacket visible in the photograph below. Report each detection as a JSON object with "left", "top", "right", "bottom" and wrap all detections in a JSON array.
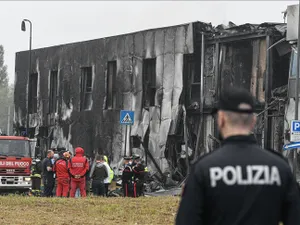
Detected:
[
  {"left": 68, "top": 147, "right": 89, "bottom": 179},
  {"left": 53, "top": 158, "right": 69, "bottom": 179},
  {"left": 103, "top": 155, "right": 114, "bottom": 183},
  {"left": 31, "top": 159, "right": 42, "bottom": 178},
  {"left": 103, "top": 162, "right": 114, "bottom": 184}
]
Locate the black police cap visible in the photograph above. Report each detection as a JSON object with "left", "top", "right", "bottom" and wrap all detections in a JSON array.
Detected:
[{"left": 212, "top": 87, "right": 255, "bottom": 114}]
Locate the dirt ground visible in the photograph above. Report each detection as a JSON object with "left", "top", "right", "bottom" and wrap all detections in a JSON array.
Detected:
[{"left": 0, "top": 196, "right": 179, "bottom": 225}]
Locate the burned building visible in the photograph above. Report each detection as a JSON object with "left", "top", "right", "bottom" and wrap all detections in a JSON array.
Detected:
[{"left": 14, "top": 21, "right": 290, "bottom": 180}]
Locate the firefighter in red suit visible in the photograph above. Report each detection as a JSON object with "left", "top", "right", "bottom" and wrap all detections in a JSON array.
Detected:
[
  {"left": 68, "top": 147, "right": 90, "bottom": 197},
  {"left": 53, "top": 151, "right": 70, "bottom": 197}
]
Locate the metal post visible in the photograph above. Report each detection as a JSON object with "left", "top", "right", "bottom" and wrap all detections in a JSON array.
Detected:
[
  {"left": 293, "top": 2, "right": 300, "bottom": 178},
  {"left": 194, "top": 32, "right": 205, "bottom": 160},
  {"left": 182, "top": 105, "right": 189, "bottom": 175},
  {"left": 22, "top": 19, "right": 32, "bottom": 138},
  {"left": 7, "top": 106, "right": 10, "bottom": 135},
  {"left": 200, "top": 32, "right": 205, "bottom": 118},
  {"left": 124, "top": 125, "right": 128, "bottom": 157},
  {"left": 264, "top": 35, "right": 271, "bottom": 149},
  {"left": 128, "top": 125, "right": 132, "bottom": 156}
]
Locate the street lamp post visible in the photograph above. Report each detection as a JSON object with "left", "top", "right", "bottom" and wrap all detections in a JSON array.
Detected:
[{"left": 21, "top": 19, "right": 32, "bottom": 138}]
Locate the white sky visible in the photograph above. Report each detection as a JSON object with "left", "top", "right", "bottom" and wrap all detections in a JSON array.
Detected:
[{"left": 0, "top": 1, "right": 298, "bottom": 84}]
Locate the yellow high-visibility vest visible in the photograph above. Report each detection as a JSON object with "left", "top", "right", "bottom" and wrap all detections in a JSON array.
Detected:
[
  {"left": 104, "top": 155, "right": 114, "bottom": 183},
  {"left": 104, "top": 155, "right": 108, "bottom": 163}
]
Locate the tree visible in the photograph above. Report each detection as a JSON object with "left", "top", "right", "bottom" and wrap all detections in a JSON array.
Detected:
[
  {"left": 0, "top": 45, "right": 12, "bottom": 135},
  {"left": 0, "top": 45, "right": 8, "bottom": 88}
]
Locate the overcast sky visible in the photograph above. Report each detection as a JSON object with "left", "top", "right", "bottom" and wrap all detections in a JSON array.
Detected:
[{"left": 0, "top": 1, "right": 298, "bottom": 84}]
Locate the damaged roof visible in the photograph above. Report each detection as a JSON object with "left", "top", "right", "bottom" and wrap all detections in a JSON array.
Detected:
[
  {"left": 17, "top": 21, "right": 209, "bottom": 53},
  {"left": 209, "top": 22, "right": 287, "bottom": 40},
  {"left": 17, "top": 20, "right": 287, "bottom": 54}
]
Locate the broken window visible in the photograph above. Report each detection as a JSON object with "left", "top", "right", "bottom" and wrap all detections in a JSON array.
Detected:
[
  {"left": 186, "top": 54, "right": 200, "bottom": 101},
  {"left": 49, "top": 71, "right": 58, "bottom": 113},
  {"left": 80, "top": 67, "right": 93, "bottom": 111},
  {"left": 184, "top": 54, "right": 198, "bottom": 102},
  {"left": 143, "top": 58, "right": 156, "bottom": 107},
  {"left": 106, "top": 61, "right": 117, "bottom": 109},
  {"left": 28, "top": 73, "right": 38, "bottom": 114}
]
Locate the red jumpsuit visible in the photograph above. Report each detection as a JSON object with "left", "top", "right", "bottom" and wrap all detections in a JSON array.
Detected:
[
  {"left": 53, "top": 158, "right": 70, "bottom": 197},
  {"left": 68, "top": 147, "right": 89, "bottom": 197}
]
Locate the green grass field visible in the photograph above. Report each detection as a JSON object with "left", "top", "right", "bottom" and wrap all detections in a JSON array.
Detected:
[
  {"left": 0, "top": 196, "right": 179, "bottom": 225},
  {"left": 0, "top": 196, "right": 286, "bottom": 225}
]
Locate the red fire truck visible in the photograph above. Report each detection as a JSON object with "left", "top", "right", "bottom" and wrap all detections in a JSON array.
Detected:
[{"left": 0, "top": 135, "right": 32, "bottom": 193}]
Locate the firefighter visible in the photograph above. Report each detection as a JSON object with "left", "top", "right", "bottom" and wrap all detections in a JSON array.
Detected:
[
  {"left": 68, "top": 147, "right": 89, "bottom": 198},
  {"left": 175, "top": 88, "right": 300, "bottom": 225},
  {"left": 103, "top": 155, "right": 114, "bottom": 196},
  {"left": 132, "top": 154, "right": 146, "bottom": 197},
  {"left": 53, "top": 152, "right": 70, "bottom": 197},
  {"left": 30, "top": 155, "right": 42, "bottom": 196},
  {"left": 121, "top": 156, "right": 134, "bottom": 197},
  {"left": 42, "top": 150, "right": 55, "bottom": 197}
]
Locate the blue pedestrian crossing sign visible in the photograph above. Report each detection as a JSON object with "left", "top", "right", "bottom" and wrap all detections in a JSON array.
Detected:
[
  {"left": 291, "top": 120, "right": 300, "bottom": 142},
  {"left": 120, "top": 110, "right": 134, "bottom": 125}
]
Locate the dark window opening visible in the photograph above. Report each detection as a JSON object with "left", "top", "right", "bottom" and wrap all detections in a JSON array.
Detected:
[
  {"left": 272, "top": 45, "right": 290, "bottom": 89},
  {"left": 49, "top": 71, "right": 58, "bottom": 113},
  {"left": 106, "top": 61, "right": 117, "bottom": 109},
  {"left": 143, "top": 58, "right": 156, "bottom": 107},
  {"left": 131, "top": 136, "right": 141, "bottom": 148},
  {"left": 220, "top": 41, "right": 252, "bottom": 92},
  {"left": 28, "top": 73, "right": 38, "bottom": 114},
  {"left": 80, "top": 67, "right": 93, "bottom": 111},
  {"left": 184, "top": 54, "right": 197, "bottom": 103}
]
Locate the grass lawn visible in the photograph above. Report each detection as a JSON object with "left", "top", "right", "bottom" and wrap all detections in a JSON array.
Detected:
[
  {"left": 0, "top": 196, "right": 180, "bottom": 225},
  {"left": 0, "top": 196, "right": 286, "bottom": 225}
]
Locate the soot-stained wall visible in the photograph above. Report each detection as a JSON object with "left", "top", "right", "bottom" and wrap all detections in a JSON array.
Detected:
[
  {"left": 15, "top": 21, "right": 289, "bottom": 177},
  {"left": 14, "top": 22, "right": 206, "bottom": 173}
]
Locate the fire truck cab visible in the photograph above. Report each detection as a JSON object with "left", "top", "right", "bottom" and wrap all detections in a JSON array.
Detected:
[{"left": 0, "top": 135, "right": 32, "bottom": 193}]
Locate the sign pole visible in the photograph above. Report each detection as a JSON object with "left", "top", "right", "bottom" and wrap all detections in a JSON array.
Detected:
[
  {"left": 293, "top": 2, "right": 300, "bottom": 178},
  {"left": 124, "top": 125, "right": 127, "bottom": 157},
  {"left": 128, "top": 125, "right": 132, "bottom": 156}
]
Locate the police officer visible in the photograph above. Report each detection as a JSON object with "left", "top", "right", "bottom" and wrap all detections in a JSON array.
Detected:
[
  {"left": 42, "top": 150, "right": 55, "bottom": 197},
  {"left": 176, "top": 88, "right": 300, "bottom": 225},
  {"left": 122, "top": 156, "right": 134, "bottom": 197},
  {"left": 132, "top": 154, "right": 146, "bottom": 197}
]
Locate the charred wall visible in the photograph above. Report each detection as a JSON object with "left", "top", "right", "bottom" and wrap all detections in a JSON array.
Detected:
[
  {"left": 14, "top": 21, "right": 289, "bottom": 177},
  {"left": 189, "top": 24, "right": 289, "bottom": 154},
  {"left": 14, "top": 22, "right": 208, "bottom": 174}
]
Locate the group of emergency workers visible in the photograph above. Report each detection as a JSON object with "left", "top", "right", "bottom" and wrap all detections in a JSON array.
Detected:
[
  {"left": 30, "top": 147, "right": 114, "bottom": 197},
  {"left": 30, "top": 145, "right": 149, "bottom": 198},
  {"left": 121, "top": 154, "right": 148, "bottom": 197}
]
